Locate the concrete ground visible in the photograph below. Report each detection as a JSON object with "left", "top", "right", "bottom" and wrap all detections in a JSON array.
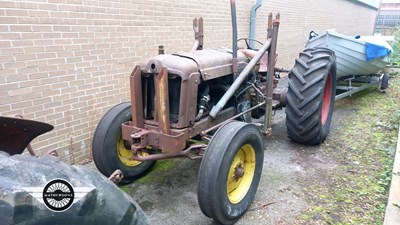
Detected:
[{"left": 118, "top": 106, "right": 348, "bottom": 225}]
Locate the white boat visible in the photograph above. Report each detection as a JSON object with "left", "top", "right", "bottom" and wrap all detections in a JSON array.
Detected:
[{"left": 305, "top": 30, "right": 392, "bottom": 78}]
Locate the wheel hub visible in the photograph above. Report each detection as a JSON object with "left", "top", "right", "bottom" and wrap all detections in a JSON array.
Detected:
[
  {"left": 227, "top": 144, "right": 256, "bottom": 204},
  {"left": 117, "top": 136, "right": 144, "bottom": 167},
  {"left": 233, "top": 163, "right": 244, "bottom": 181}
]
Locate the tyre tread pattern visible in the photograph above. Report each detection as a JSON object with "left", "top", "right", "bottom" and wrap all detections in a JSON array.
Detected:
[{"left": 286, "top": 47, "right": 337, "bottom": 145}]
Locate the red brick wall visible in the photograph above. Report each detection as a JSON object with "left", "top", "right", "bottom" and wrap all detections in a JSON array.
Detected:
[{"left": 0, "top": 0, "right": 377, "bottom": 163}]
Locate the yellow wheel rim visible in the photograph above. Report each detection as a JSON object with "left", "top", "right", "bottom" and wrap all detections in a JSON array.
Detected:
[
  {"left": 227, "top": 144, "right": 256, "bottom": 204},
  {"left": 117, "top": 136, "right": 148, "bottom": 166}
]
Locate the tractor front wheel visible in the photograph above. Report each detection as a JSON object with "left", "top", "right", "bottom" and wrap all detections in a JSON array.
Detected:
[
  {"left": 92, "top": 102, "right": 156, "bottom": 184},
  {"left": 197, "top": 121, "right": 264, "bottom": 225}
]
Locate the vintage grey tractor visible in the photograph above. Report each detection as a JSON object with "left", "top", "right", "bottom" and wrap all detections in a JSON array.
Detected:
[{"left": 92, "top": 1, "right": 338, "bottom": 224}]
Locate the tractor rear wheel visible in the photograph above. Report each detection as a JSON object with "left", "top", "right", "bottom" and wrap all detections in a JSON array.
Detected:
[
  {"left": 286, "top": 47, "right": 337, "bottom": 145},
  {"left": 197, "top": 121, "right": 264, "bottom": 224},
  {"left": 92, "top": 102, "right": 156, "bottom": 184}
]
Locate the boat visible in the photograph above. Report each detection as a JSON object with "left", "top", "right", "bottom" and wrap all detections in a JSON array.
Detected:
[{"left": 305, "top": 30, "right": 392, "bottom": 78}]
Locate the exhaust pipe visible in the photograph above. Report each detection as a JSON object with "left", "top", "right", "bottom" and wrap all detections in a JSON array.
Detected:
[{"left": 249, "top": 0, "right": 263, "bottom": 48}]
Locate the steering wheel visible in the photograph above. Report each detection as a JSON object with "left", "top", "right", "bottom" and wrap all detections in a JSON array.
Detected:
[{"left": 237, "top": 38, "right": 264, "bottom": 50}]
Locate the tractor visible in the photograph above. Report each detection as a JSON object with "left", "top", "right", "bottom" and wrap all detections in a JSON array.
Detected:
[{"left": 92, "top": 1, "right": 337, "bottom": 224}]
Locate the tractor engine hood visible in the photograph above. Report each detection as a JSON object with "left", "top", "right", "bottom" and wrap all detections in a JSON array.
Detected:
[{"left": 140, "top": 48, "right": 248, "bottom": 80}]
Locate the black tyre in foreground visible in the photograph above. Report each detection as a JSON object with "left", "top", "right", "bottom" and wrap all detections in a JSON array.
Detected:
[
  {"left": 0, "top": 153, "right": 150, "bottom": 225},
  {"left": 92, "top": 102, "right": 156, "bottom": 184},
  {"left": 197, "top": 121, "right": 264, "bottom": 225},
  {"left": 286, "top": 47, "right": 337, "bottom": 145}
]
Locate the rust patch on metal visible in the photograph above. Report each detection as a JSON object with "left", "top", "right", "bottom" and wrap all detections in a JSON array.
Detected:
[
  {"left": 109, "top": 169, "right": 124, "bottom": 184},
  {"left": 155, "top": 67, "right": 170, "bottom": 135},
  {"left": 130, "top": 65, "right": 144, "bottom": 128},
  {"left": 264, "top": 14, "right": 280, "bottom": 131},
  {"left": 192, "top": 17, "right": 204, "bottom": 51},
  {"left": 132, "top": 144, "right": 206, "bottom": 161}
]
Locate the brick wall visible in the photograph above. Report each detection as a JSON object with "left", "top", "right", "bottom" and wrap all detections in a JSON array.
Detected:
[{"left": 0, "top": 0, "right": 377, "bottom": 163}]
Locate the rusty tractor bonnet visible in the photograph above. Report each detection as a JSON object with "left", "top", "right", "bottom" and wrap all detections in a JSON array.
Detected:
[{"left": 123, "top": 48, "right": 251, "bottom": 157}]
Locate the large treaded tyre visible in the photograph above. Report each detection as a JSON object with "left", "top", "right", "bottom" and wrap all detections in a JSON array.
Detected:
[
  {"left": 92, "top": 102, "right": 156, "bottom": 184},
  {"left": 285, "top": 47, "right": 337, "bottom": 145},
  {"left": 0, "top": 153, "right": 151, "bottom": 225},
  {"left": 197, "top": 121, "right": 264, "bottom": 225}
]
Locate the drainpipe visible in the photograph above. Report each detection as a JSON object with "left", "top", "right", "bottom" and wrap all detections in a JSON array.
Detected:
[
  {"left": 249, "top": 0, "right": 263, "bottom": 48},
  {"left": 230, "top": 0, "right": 238, "bottom": 78}
]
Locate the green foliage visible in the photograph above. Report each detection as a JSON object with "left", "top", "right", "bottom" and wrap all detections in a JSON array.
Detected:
[{"left": 391, "top": 29, "right": 400, "bottom": 66}]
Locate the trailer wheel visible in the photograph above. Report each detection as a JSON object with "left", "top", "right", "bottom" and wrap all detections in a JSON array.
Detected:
[
  {"left": 381, "top": 73, "right": 389, "bottom": 90},
  {"left": 286, "top": 47, "right": 337, "bottom": 145},
  {"left": 92, "top": 102, "right": 156, "bottom": 184},
  {"left": 197, "top": 121, "right": 264, "bottom": 224}
]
